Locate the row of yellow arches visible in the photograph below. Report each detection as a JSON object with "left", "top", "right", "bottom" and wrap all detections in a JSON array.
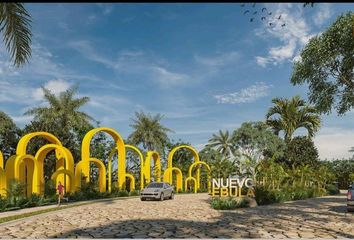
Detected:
[{"left": 0, "top": 127, "right": 211, "bottom": 197}]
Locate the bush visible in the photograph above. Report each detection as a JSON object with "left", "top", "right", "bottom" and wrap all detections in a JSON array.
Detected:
[
  {"left": 326, "top": 184, "right": 340, "bottom": 195},
  {"left": 129, "top": 190, "right": 139, "bottom": 196},
  {"left": 117, "top": 190, "right": 129, "bottom": 197},
  {"left": 211, "top": 197, "right": 249, "bottom": 210},
  {"left": 44, "top": 180, "right": 57, "bottom": 198}
]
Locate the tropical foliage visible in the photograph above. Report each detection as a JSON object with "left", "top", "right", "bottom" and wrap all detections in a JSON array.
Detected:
[
  {"left": 291, "top": 12, "right": 354, "bottom": 115},
  {"left": 266, "top": 95, "right": 321, "bottom": 142},
  {"left": 0, "top": 3, "right": 32, "bottom": 67}
]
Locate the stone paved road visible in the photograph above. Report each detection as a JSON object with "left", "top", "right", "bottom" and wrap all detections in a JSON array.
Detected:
[{"left": 0, "top": 193, "right": 353, "bottom": 238}]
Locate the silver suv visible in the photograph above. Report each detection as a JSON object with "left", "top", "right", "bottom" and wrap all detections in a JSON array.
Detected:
[{"left": 140, "top": 182, "right": 174, "bottom": 201}]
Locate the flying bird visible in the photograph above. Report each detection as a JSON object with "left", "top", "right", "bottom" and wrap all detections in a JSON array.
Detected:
[
  {"left": 262, "top": 7, "right": 267, "bottom": 12},
  {"left": 269, "top": 22, "right": 274, "bottom": 27},
  {"left": 261, "top": 16, "right": 266, "bottom": 21},
  {"left": 250, "top": 18, "right": 254, "bottom": 22},
  {"left": 268, "top": 12, "right": 272, "bottom": 15},
  {"left": 241, "top": 3, "right": 245, "bottom": 7},
  {"left": 252, "top": 3, "right": 256, "bottom": 7},
  {"left": 277, "top": 15, "right": 282, "bottom": 20},
  {"left": 281, "top": 23, "right": 286, "bottom": 27},
  {"left": 243, "top": 10, "right": 250, "bottom": 15},
  {"left": 253, "top": 11, "right": 257, "bottom": 15}
]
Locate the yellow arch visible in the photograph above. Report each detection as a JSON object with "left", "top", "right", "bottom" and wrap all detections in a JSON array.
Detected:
[
  {"left": 81, "top": 127, "right": 126, "bottom": 189},
  {"left": 143, "top": 151, "right": 161, "bottom": 188},
  {"left": 108, "top": 144, "right": 143, "bottom": 192},
  {"left": 125, "top": 145, "right": 144, "bottom": 190},
  {"left": 163, "top": 167, "right": 183, "bottom": 191},
  {"left": 125, "top": 173, "right": 135, "bottom": 191},
  {"left": 35, "top": 144, "right": 75, "bottom": 195},
  {"left": 167, "top": 145, "right": 200, "bottom": 187},
  {"left": 51, "top": 169, "right": 75, "bottom": 193},
  {"left": 187, "top": 161, "right": 211, "bottom": 193},
  {"left": 13, "top": 154, "right": 40, "bottom": 196},
  {"left": 75, "top": 158, "right": 106, "bottom": 192},
  {"left": 0, "top": 151, "right": 3, "bottom": 169},
  {"left": 0, "top": 169, "right": 6, "bottom": 197},
  {"left": 185, "top": 176, "right": 197, "bottom": 193},
  {"left": 16, "top": 132, "right": 63, "bottom": 158}
]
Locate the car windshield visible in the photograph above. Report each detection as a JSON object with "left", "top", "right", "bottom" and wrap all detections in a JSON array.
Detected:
[{"left": 146, "top": 183, "right": 164, "bottom": 188}]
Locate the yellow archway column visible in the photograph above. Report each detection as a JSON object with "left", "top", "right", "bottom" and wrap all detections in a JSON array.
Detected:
[
  {"left": 163, "top": 167, "right": 183, "bottom": 191},
  {"left": 143, "top": 151, "right": 161, "bottom": 187},
  {"left": 51, "top": 169, "right": 75, "bottom": 193},
  {"left": 75, "top": 158, "right": 106, "bottom": 192},
  {"left": 187, "top": 161, "right": 211, "bottom": 193},
  {"left": 81, "top": 127, "right": 126, "bottom": 189}
]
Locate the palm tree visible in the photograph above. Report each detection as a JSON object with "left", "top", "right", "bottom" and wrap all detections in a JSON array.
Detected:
[
  {"left": 25, "top": 85, "right": 95, "bottom": 138},
  {"left": 266, "top": 95, "right": 321, "bottom": 143},
  {"left": 206, "top": 130, "right": 236, "bottom": 158},
  {"left": 128, "top": 111, "right": 172, "bottom": 152},
  {"left": 0, "top": 3, "right": 32, "bottom": 67}
]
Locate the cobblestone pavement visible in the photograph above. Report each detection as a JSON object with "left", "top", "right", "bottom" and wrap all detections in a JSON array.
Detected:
[{"left": 0, "top": 193, "right": 353, "bottom": 238}]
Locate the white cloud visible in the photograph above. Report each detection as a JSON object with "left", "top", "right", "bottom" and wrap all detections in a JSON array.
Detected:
[
  {"left": 255, "top": 4, "right": 316, "bottom": 67},
  {"left": 194, "top": 51, "right": 240, "bottom": 67},
  {"left": 314, "top": 127, "right": 354, "bottom": 160},
  {"left": 214, "top": 82, "right": 272, "bottom": 104},
  {"left": 313, "top": 4, "right": 332, "bottom": 27},
  {"left": 150, "top": 66, "right": 190, "bottom": 88},
  {"left": 33, "top": 79, "right": 71, "bottom": 100},
  {"left": 96, "top": 3, "right": 114, "bottom": 15}
]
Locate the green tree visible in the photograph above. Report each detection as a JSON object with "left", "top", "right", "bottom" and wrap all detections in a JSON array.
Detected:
[
  {"left": 0, "top": 111, "right": 20, "bottom": 160},
  {"left": 206, "top": 130, "right": 236, "bottom": 158},
  {"left": 0, "top": 3, "right": 32, "bottom": 67},
  {"left": 291, "top": 12, "right": 354, "bottom": 115},
  {"left": 266, "top": 95, "right": 321, "bottom": 142},
  {"left": 128, "top": 111, "right": 172, "bottom": 153},
  {"left": 23, "top": 85, "right": 94, "bottom": 178},
  {"left": 232, "top": 121, "right": 285, "bottom": 177},
  {"left": 284, "top": 136, "right": 319, "bottom": 168}
]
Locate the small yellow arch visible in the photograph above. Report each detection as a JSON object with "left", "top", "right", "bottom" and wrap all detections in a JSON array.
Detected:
[
  {"left": 0, "top": 169, "right": 6, "bottom": 197},
  {"left": 185, "top": 176, "right": 197, "bottom": 193},
  {"left": 51, "top": 169, "right": 75, "bottom": 193},
  {"left": 125, "top": 173, "right": 135, "bottom": 191},
  {"left": 0, "top": 151, "right": 3, "bottom": 169},
  {"left": 187, "top": 161, "right": 211, "bottom": 193},
  {"left": 35, "top": 144, "right": 75, "bottom": 195},
  {"left": 143, "top": 151, "right": 161, "bottom": 188},
  {"left": 14, "top": 154, "right": 40, "bottom": 196},
  {"left": 163, "top": 167, "right": 183, "bottom": 191},
  {"left": 75, "top": 158, "right": 106, "bottom": 192},
  {"left": 81, "top": 127, "right": 126, "bottom": 189},
  {"left": 167, "top": 145, "right": 200, "bottom": 187}
]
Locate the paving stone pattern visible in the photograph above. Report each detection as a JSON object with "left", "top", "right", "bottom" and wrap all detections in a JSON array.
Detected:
[{"left": 0, "top": 193, "right": 353, "bottom": 238}]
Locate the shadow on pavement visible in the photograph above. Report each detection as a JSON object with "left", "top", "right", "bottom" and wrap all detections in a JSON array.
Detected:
[{"left": 51, "top": 195, "right": 354, "bottom": 239}]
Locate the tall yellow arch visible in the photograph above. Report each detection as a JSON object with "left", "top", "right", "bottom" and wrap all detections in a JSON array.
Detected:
[
  {"left": 81, "top": 127, "right": 126, "bottom": 189},
  {"left": 185, "top": 176, "right": 197, "bottom": 193},
  {"left": 166, "top": 145, "right": 200, "bottom": 187},
  {"left": 0, "top": 152, "right": 6, "bottom": 196},
  {"left": 143, "top": 151, "right": 161, "bottom": 188},
  {"left": 75, "top": 158, "right": 106, "bottom": 192},
  {"left": 163, "top": 167, "right": 183, "bottom": 191},
  {"left": 108, "top": 144, "right": 142, "bottom": 192},
  {"left": 16, "top": 132, "right": 63, "bottom": 158},
  {"left": 35, "top": 144, "right": 75, "bottom": 195},
  {"left": 187, "top": 161, "right": 211, "bottom": 193}
]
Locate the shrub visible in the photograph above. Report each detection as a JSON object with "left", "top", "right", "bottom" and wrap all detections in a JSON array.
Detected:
[
  {"left": 117, "top": 190, "right": 129, "bottom": 197},
  {"left": 129, "top": 190, "right": 139, "bottom": 196},
  {"left": 210, "top": 197, "right": 249, "bottom": 210},
  {"left": 44, "top": 180, "right": 57, "bottom": 198},
  {"left": 326, "top": 184, "right": 340, "bottom": 195}
]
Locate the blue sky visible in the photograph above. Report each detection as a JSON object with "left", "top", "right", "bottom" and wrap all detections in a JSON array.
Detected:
[{"left": 0, "top": 3, "right": 353, "bottom": 159}]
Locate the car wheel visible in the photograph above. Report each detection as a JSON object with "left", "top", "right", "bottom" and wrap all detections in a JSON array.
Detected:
[
  {"left": 170, "top": 192, "right": 174, "bottom": 200},
  {"left": 160, "top": 193, "right": 164, "bottom": 201},
  {"left": 141, "top": 197, "right": 146, "bottom": 201}
]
